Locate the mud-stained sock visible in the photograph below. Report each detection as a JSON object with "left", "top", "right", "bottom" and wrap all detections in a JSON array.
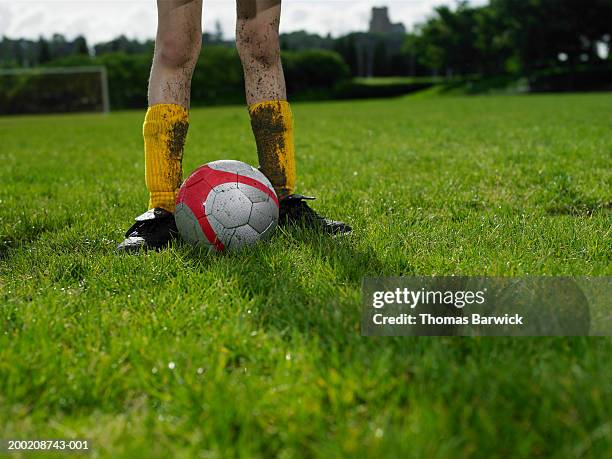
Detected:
[
  {"left": 248, "top": 100, "right": 296, "bottom": 200},
  {"left": 144, "top": 104, "right": 189, "bottom": 213}
]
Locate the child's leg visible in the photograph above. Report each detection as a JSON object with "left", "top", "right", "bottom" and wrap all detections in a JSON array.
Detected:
[
  {"left": 145, "top": 0, "right": 202, "bottom": 212},
  {"left": 236, "top": 0, "right": 296, "bottom": 200}
]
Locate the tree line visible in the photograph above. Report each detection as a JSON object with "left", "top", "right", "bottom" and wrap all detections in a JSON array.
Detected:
[
  {"left": 2, "top": 0, "right": 610, "bottom": 78},
  {"left": 1, "top": 0, "right": 610, "bottom": 113}
]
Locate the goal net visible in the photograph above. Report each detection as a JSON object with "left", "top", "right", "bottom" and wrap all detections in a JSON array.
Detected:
[{"left": 0, "top": 66, "right": 110, "bottom": 115}]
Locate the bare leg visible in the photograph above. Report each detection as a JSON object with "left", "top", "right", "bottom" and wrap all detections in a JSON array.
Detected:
[
  {"left": 149, "top": 0, "right": 203, "bottom": 108},
  {"left": 236, "top": 0, "right": 285, "bottom": 105}
]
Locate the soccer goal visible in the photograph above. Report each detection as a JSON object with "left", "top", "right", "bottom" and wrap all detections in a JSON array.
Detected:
[{"left": 0, "top": 66, "right": 110, "bottom": 115}]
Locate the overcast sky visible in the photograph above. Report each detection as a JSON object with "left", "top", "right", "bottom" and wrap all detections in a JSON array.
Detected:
[{"left": 0, "top": 1, "right": 486, "bottom": 44}]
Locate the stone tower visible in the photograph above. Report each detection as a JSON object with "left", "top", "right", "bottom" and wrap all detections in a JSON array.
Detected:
[{"left": 369, "top": 6, "right": 406, "bottom": 34}]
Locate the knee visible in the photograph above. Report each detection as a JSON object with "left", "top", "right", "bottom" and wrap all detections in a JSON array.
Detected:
[
  {"left": 157, "top": 30, "right": 201, "bottom": 69},
  {"left": 236, "top": 20, "right": 280, "bottom": 69}
]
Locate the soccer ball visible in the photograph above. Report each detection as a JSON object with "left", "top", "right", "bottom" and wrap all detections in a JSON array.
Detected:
[{"left": 175, "top": 160, "right": 279, "bottom": 252}]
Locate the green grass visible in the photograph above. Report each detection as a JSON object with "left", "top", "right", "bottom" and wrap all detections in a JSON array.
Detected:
[
  {"left": 353, "top": 76, "right": 444, "bottom": 85},
  {"left": 1, "top": 93, "right": 611, "bottom": 458}
]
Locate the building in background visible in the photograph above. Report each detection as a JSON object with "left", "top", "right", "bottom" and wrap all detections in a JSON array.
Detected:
[
  {"left": 369, "top": 7, "right": 406, "bottom": 35},
  {"left": 352, "top": 7, "right": 406, "bottom": 77}
]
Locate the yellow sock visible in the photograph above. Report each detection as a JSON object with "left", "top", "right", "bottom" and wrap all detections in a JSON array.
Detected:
[
  {"left": 143, "top": 104, "right": 189, "bottom": 212},
  {"left": 248, "top": 100, "right": 296, "bottom": 200}
]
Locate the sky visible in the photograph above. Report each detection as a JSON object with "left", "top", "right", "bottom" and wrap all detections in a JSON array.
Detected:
[{"left": 0, "top": 0, "right": 486, "bottom": 44}]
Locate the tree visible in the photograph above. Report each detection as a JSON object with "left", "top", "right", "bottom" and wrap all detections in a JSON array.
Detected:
[
  {"left": 38, "top": 37, "right": 51, "bottom": 64},
  {"left": 412, "top": 2, "right": 482, "bottom": 76},
  {"left": 333, "top": 33, "right": 359, "bottom": 76},
  {"left": 13, "top": 40, "right": 25, "bottom": 67},
  {"left": 490, "top": 0, "right": 612, "bottom": 74},
  {"left": 214, "top": 20, "right": 224, "bottom": 43},
  {"left": 280, "top": 31, "right": 335, "bottom": 51},
  {"left": 74, "top": 36, "right": 89, "bottom": 56}
]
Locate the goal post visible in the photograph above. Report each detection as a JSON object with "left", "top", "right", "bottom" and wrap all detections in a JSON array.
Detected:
[{"left": 0, "top": 66, "right": 110, "bottom": 115}]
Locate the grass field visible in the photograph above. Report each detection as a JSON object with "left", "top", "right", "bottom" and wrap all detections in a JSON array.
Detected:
[{"left": 1, "top": 93, "right": 611, "bottom": 458}]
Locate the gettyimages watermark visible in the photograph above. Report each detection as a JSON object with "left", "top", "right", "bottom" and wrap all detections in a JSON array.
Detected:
[{"left": 361, "top": 277, "right": 611, "bottom": 336}]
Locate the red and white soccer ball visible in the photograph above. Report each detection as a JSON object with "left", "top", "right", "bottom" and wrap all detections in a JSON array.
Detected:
[{"left": 175, "top": 160, "right": 279, "bottom": 252}]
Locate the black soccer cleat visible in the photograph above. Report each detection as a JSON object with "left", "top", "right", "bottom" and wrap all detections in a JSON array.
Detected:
[
  {"left": 279, "top": 194, "right": 352, "bottom": 235},
  {"left": 117, "top": 208, "right": 179, "bottom": 253}
]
